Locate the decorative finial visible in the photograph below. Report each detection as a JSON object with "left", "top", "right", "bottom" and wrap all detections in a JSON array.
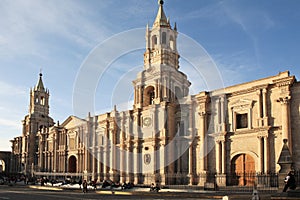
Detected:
[
  {"left": 39, "top": 68, "right": 43, "bottom": 77},
  {"left": 158, "top": 0, "right": 164, "bottom": 5}
]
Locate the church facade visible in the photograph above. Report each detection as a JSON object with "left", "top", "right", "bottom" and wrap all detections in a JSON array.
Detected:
[{"left": 10, "top": 1, "right": 300, "bottom": 187}]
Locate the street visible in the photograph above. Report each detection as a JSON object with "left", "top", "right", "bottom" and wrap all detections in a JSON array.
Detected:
[
  {"left": 0, "top": 186, "right": 215, "bottom": 200},
  {"left": 0, "top": 185, "right": 275, "bottom": 200}
]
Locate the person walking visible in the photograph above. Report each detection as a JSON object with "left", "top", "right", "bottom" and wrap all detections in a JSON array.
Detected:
[
  {"left": 82, "top": 180, "right": 88, "bottom": 193},
  {"left": 283, "top": 171, "right": 296, "bottom": 192}
]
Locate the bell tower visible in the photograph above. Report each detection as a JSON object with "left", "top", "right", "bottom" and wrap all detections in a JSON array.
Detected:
[
  {"left": 29, "top": 73, "right": 50, "bottom": 116},
  {"left": 133, "top": 0, "right": 191, "bottom": 109},
  {"left": 144, "top": 0, "right": 179, "bottom": 70},
  {"left": 21, "top": 72, "right": 54, "bottom": 171}
]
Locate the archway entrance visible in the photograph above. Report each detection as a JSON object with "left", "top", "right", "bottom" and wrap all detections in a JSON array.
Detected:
[
  {"left": 0, "top": 160, "right": 5, "bottom": 173},
  {"left": 68, "top": 156, "right": 77, "bottom": 173},
  {"left": 231, "top": 154, "right": 255, "bottom": 186}
]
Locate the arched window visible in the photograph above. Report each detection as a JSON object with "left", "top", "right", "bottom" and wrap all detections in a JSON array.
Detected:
[
  {"left": 41, "top": 96, "right": 44, "bottom": 105},
  {"left": 149, "top": 90, "right": 155, "bottom": 105},
  {"left": 143, "top": 86, "right": 155, "bottom": 107},
  {"left": 152, "top": 35, "right": 157, "bottom": 49},
  {"left": 162, "top": 32, "right": 167, "bottom": 44},
  {"left": 170, "top": 36, "right": 175, "bottom": 50}
]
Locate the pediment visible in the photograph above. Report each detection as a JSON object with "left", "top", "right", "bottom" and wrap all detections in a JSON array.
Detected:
[
  {"left": 229, "top": 98, "right": 253, "bottom": 107},
  {"left": 61, "top": 115, "right": 86, "bottom": 129}
]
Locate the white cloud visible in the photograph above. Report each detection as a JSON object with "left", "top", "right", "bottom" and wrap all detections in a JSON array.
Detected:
[
  {"left": 220, "top": 2, "right": 275, "bottom": 33},
  {"left": 0, "top": 118, "right": 21, "bottom": 130},
  {"left": 0, "top": 0, "right": 112, "bottom": 60},
  {"left": 0, "top": 81, "right": 27, "bottom": 96}
]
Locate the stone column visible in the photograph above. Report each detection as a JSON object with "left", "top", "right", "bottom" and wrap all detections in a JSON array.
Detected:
[
  {"left": 53, "top": 134, "right": 57, "bottom": 173},
  {"left": 257, "top": 136, "right": 264, "bottom": 173},
  {"left": 221, "top": 141, "right": 226, "bottom": 174},
  {"left": 279, "top": 97, "right": 291, "bottom": 149},
  {"left": 215, "top": 139, "right": 226, "bottom": 187},
  {"left": 197, "top": 112, "right": 207, "bottom": 174},
  {"left": 104, "top": 130, "right": 109, "bottom": 179},
  {"left": 232, "top": 109, "right": 236, "bottom": 131},
  {"left": 164, "top": 77, "right": 168, "bottom": 99},
  {"left": 155, "top": 79, "right": 158, "bottom": 99},
  {"left": 109, "top": 130, "right": 114, "bottom": 179},
  {"left": 97, "top": 148, "right": 102, "bottom": 181},
  {"left": 159, "top": 143, "right": 167, "bottom": 185},
  {"left": 189, "top": 104, "right": 194, "bottom": 137},
  {"left": 92, "top": 149, "right": 96, "bottom": 180},
  {"left": 216, "top": 99, "right": 221, "bottom": 124},
  {"left": 39, "top": 138, "right": 44, "bottom": 171},
  {"left": 176, "top": 141, "right": 181, "bottom": 173},
  {"left": 215, "top": 141, "right": 221, "bottom": 174},
  {"left": 158, "top": 81, "right": 161, "bottom": 101},
  {"left": 248, "top": 108, "right": 252, "bottom": 129},
  {"left": 263, "top": 136, "right": 269, "bottom": 174},
  {"left": 257, "top": 89, "right": 262, "bottom": 127},
  {"left": 120, "top": 145, "right": 126, "bottom": 183},
  {"left": 188, "top": 142, "right": 194, "bottom": 185},
  {"left": 262, "top": 88, "right": 268, "bottom": 126},
  {"left": 220, "top": 97, "right": 226, "bottom": 131},
  {"left": 134, "top": 87, "right": 137, "bottom": 105},
  {"left": 133, "top": 144, "right": 139, "bottom": 184},
  {"left": 139, "top": 86, "right": 142, "bottom": 105}
]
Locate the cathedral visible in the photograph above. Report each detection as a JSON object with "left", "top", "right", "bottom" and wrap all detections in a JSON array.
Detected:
[{"left": 10, "top": 1, "right": 300, "bottom": 187}]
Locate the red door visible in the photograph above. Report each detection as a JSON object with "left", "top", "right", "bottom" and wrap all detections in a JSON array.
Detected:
[{"left": 231, "top": 154, "right": 255, "bottom": 186}]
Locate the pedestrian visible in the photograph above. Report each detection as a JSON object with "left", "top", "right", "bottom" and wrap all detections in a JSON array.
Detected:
[
  {"left": 92, "top": 179, "right": 97, "bottom": 190},
  {"left": 283, "top": 171, "right": 296, "bottom": 192},
  {"left": 78, "top": 179, "right": 82, "bottom": 189},
  {"left": 82, "top": 180, "right": 88, "bottom": 193},
  {"left": 41, "top": 178, "right": 45, "bottom": 186}
]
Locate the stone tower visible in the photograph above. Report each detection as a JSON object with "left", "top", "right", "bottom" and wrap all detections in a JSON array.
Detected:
[
  {"left": 133, "top": 0, "right": 191, "bottom": 109},
  {"left": 131, "top": 0, "right": 192, "bottom": 184},
  {"left": 21, "top": 73, "right": 54, "bottom": 173}
]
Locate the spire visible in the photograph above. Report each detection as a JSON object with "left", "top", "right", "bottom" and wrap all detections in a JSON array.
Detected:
[
  {"left": 36, "top": 72, "right": 45, "bottom": 91},
  {"left": 153, "top": 0, "right": 170, "bottom": 28},
  {"left": 277, "top": 139, "right": 293, "bottom": 173}
]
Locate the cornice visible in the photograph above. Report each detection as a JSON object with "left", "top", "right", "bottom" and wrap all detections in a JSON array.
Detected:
[{"left": 273, "top": 76, "right": 295, "bottom": 87}]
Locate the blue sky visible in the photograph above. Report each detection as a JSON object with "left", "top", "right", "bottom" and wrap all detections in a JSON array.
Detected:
[{"left": 0, "top": 0, "right": 300, "bottom": 151}]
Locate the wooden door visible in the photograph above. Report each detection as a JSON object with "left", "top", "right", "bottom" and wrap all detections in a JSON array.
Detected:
[{"left": 231, "top": 154, "right": 255, "bottom": 186}]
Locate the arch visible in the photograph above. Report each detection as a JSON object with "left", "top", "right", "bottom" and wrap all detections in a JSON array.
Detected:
[
  {"left": 0, "top": 160, "right": 5, "bottom": 172},
  {"left": 231, "top": 153, "right": 255, "bottom": 186},
  {"left": 231, "top": 150, "right": 258, "bottom": 170},
  {"left": 68, "top": 155, "right": 77, "bottom": 173},
  {"left": 152, "top": 35, "right": 157, "bottom": 49},
  {"left": 143, "top": 86, "right": 155, "bottom": 107},
  {"left": 169, "top": 35, "right": 175, "bottom": 50},
  {"left": 40, "top": 96, "right": 45, "bottom": 105},
  {"left": 162, "top": 32, "right": 167, "bottom": 44}
]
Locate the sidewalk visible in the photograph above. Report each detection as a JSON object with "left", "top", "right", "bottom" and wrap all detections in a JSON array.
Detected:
[{"left": 9, "top": 181, "right": 300, "bottom": 200}]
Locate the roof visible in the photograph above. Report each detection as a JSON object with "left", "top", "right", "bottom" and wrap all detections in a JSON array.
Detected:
[
  {"left": 153, "top": 0, "right": 170, "bottom": 28},
  {"left": 35, "top": 73, "right": 45, "bottom": 91}
]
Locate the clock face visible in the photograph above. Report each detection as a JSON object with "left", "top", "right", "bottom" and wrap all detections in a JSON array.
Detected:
[{"left": 143, "top": 117, "right": 152, "bottom": 127}]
